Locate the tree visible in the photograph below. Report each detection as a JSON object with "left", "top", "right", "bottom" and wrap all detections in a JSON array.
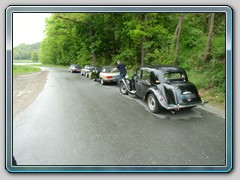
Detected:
[
  {"left": 31, "top": 51, "right": 38, "bottom": 62},
  {"left": 173, "top": 13, "right": 184, "bottom": 65},
  {"left": 202, "top": 13, "right": 215, "bottom": 63}
]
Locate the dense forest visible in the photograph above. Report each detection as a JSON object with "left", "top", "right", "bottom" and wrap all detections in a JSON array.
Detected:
[
  {"left": 40, "top": 13, "right": 225, "bottom": 102},
  {"left": 13, "top": 42, "right": 41, "bottom": 62}
]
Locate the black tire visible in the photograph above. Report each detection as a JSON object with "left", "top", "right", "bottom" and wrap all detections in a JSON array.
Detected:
[
  {"left": 147, "top": 93, "right": 160, "bottom": 113},
  {"left": 119, "top": 82, "right": 128, "bottom": 95},
  {"left": 100, "top": 78, "right": 105, "bottom": 85}
]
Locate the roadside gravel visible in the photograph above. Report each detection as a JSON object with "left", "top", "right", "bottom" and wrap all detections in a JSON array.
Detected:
[{"left": 13, "top": 70, "right": 48, "bottom": 119}]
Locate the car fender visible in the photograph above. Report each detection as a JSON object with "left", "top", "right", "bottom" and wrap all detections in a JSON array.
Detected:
[
  {"left": 120, "top": 78, "right": 132, "bottom": 92},
  {"left": 143, "top": 87, "right": 169, "bottom": 109}
]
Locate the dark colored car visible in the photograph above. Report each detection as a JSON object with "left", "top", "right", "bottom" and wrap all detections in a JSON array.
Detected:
[
  {"left": 68, "top": 64, "right": 81, "bottom": 73},
  {"left": 85, "top": 66, "right": 99, "bottom": 78},
  {"left": 119, "top": 65, "right": 205, "bottom": 113},
  {"left": 88, "top": 67, "right": 101, "bottom": 80}
]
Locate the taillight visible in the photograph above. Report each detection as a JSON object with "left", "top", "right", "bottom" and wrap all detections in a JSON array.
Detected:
[{"left": 160, "top": 96, "right": 163, "bottom": 101}]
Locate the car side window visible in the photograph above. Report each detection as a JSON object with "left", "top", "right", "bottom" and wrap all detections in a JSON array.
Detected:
[
  {"left": 141, "top": 70, "right": 150, "bottom": 82},
  {"left": 136, "top": 69, "right": 141, "bottom": 78}
]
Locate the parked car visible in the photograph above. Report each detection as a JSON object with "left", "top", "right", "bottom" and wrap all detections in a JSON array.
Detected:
[
  {"left": 119, "top": 65, "right": 205, "bottom": 113},
  {"left": 68, "top": 64, "right": 81, "bottom": 73},
  {"left": 85, "top": 66, "right": 99, "bottom": 78},
  {"left": 95, "top": 66, "right": 120, "bottom": 85},
  {"left": 88, "top": 67, "right": 101, "bottom": 80},
  {"left": 80, "top": 65, "right": 90, "bottom": 76}
]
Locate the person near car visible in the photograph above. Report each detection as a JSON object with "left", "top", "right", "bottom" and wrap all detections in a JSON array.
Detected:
[{"left": 113, "top": 60, "right": 127, "bottom": 87}]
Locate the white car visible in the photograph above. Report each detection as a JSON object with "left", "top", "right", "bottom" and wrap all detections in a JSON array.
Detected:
[{"left": 99, "top": 66, "right": 120, "bottom": 85}]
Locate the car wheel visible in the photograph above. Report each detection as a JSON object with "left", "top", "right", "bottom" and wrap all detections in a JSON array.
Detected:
[
  {"left": 119, "top": 82, "right": 128, "bottom": 95},
  {"left": 100, "top": 78, "right": 105, "bottom": 85},
  {"left": 147, "top": 93, "right": 160, "bottom": 113}
]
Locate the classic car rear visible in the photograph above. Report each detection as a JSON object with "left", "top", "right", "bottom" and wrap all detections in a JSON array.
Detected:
[
  {"left": 68, "top": 64, "right": 81, "bottom": 73},
  {"left": 99, "top": 66, "right": 120, "bottom": 85},
  {"left": 89, "top": 67, "right": 101, "bottom": 80}
]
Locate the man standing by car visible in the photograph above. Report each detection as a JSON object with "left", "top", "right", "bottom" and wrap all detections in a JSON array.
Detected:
[{"left": 112, "top": 60, "right": 127, "bottom": 87}]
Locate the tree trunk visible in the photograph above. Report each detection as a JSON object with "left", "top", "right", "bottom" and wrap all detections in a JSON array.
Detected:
[
  {"left": 141, "top": 38, "right": 145, "bottom": 66},
  {"left": 202, "top": 13, "right": 215, "bottom": 63},
  {"left": 88, "top": 21, "right": 97, "bottom": 65},
  {"left": 140, "top": 14, "right": 149, "bottom": 66},
  {"left": 173, "top": 13, "right": 184, "bottom": 65}
]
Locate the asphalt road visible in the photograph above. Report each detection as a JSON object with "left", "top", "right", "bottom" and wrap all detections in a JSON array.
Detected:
[{"left": 13, "top": 67, "right": 226, "bottom": 166}]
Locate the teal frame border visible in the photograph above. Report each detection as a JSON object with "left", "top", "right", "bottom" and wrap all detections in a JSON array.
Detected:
[{"left": 5, "top": 5, "right": 233, "bottom": 173}]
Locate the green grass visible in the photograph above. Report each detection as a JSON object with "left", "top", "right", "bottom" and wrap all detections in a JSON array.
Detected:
[
  {"left": 13, "top": 65, "right": 41, "bottom": 75},
  {"left": 187, "top": 69, "right": 225, "bottom": 109},
  {"left": 13, "top": 59, "right": 34, "bottom": 63}
]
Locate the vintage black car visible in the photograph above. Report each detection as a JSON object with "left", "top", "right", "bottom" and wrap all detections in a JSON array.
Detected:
[{"left": 119, "top": 65, "right": 205, "bottom": 113}]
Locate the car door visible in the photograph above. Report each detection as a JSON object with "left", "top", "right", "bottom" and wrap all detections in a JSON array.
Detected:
[{"left": 135, "top": 69, "right": 151, "bottom": 98}]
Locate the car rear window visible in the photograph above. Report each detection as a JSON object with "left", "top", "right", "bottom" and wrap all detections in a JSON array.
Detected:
[
  {"left": 164, "top": 72, "right": 185, "bottom": 81},
  {"left": 102, "top": 67, "right": 119, "bottom": 73}
]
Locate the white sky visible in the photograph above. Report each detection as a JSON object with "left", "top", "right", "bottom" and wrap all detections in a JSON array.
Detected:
[{"left": 13, "top": 13, "right": 51, "bottom": 47}]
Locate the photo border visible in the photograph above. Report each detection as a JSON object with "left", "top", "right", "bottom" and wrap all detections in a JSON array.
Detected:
[{"left": 5, "top": 5, "right": 233, "bottom": 173}]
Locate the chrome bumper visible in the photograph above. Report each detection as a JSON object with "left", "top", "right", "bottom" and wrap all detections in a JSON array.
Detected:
[{"left": 165, "top": 101, "right": 205, "bottom": 111}]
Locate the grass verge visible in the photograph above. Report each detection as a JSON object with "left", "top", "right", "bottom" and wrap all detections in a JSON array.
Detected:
[
  {"left": 25, "top": 63, "right": 69, "bottom": 69},
  {"left": 13, "top": 65, "right": 41, "bottom": 76},
  {"left": 187, "top": 69, "right": 225, "bottom": 110}
]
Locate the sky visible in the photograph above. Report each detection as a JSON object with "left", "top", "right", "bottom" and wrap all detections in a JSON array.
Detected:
[{"left": 13, "top": 13, "right": 51, "bottom": 47}]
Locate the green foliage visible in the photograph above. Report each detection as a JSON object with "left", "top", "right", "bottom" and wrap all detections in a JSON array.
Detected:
[
  {"left": 212, "top": 36, "right": 225, "bottom": 61},
  {"left": 13, "top": 42, "right": 41, "bottom": 60},
  {"left": 31, "top": 51, "right": 39, "bottom": 62}
]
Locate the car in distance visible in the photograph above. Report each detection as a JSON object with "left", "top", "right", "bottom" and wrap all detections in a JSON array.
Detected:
[
  {"left": 68, "top": 64, "right": 81, "bottom": 73},
  {"left": 85, "top": 66, "right": 99, "bottom": 78},
  {"left": 80, "top": 65, "right": 90, "bottom": 76},
  {"left": 98, "top": 66, "right": 120, "bottom": 85},
  {"left": 119, "top": 65, "right": 205, "bottom": 113},
  {"left": 88, "top": 67, "right": 101, "bottom": 80}
]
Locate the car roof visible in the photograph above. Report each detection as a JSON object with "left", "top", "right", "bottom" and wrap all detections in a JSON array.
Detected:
[{"left": 141, "top": 65, "right": 185, "bottom": 73}]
